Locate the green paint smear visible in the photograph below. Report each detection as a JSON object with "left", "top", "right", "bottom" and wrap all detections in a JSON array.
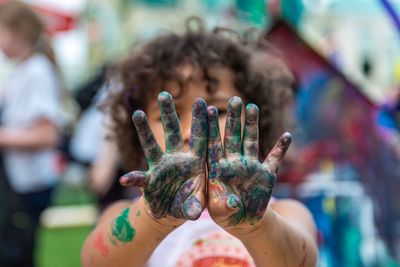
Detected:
[
  {"left": 136, "top": 210, "right": 140, "bottom": 217},
  {"left": 228, "top": 195, "right": 240, "bottom": 209},
  {"left": 112, "top": 208, "right": 135, "bottom": 243}
]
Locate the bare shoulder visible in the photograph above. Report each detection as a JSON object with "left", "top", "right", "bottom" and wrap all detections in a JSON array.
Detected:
[
  {"left": 97, "top": 200, "right": 132, "bottom": 224},
  {"left": 270, "top": 198, "right": 311, "bottom": 217},
  {"left": 270, "top": 198, "right": 317, "bottom": 240}
]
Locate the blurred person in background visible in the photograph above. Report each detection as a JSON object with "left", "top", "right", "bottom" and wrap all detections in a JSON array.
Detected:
[
  {"left": 0, "top": 1, "right": 64, "bottom": 266},
  {"left": 69, "top": 67, "right": 138, "bottom": 211}
]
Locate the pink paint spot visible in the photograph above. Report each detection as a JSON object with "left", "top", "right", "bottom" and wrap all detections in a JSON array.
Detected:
[{"left": 94, "top": 231, "right": 109, "bottom": 258}]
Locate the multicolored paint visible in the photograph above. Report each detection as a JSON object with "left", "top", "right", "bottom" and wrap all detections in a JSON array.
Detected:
[
  {"left": 208, "top": 178, "right": 228, "bottom": 203},
  {"left": 123, "top": 92, "right": 207, "bottom": 221},
  {"left": 267, "top": 21, "right": 400, "bottom": 264},
  {"left": 207, "top": 106, "right": 223, "bottom": 172},
  {"left": 224, "top": 96, "right": 242, "bottom": 156},
  {"left": 243, "top": 104, "right": 259, "bottom": 160},
  {"left": 207, "top": 97, "right": 291, "bottom": 227},
  {"left": 132, "top": 110, "right": 163, "bottom": 166},
  {"left": 189, "top": 99, "right": 208, "bottom": 157},
  {"left": 158, "top": 91, "right": 183, "bottom": 152}
]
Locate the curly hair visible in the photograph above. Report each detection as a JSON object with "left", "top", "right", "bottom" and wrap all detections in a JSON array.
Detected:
[{"left": 103, "top": 20, "right": 295, "bottom": 170}]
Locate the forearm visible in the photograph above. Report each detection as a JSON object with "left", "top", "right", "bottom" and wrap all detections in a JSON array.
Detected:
[
  {"left": 0, "top": 122, "right": 59, "bottom": 150},
  {"left": 82, "top": 197, "right": 179, "bottom": 267},
  {"left": 89, "top": 139, "right": 119, "bottom": 195},
  {"left": 233, "top": 208, "right": 318, "bottom": 267}
]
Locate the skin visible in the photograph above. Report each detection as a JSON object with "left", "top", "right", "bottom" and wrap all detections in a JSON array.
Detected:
[
  {"left": 207, "top": 97, "right": 292, "bottom": 231},
  {"left": 0, "top": 23, "right": 34, "bottom": 61},
  {"left": 88, "top": 136, "right": 119, "bottom": 196},
  {"left": 110, "top": 207, "right": 135, "bottom": 243},
  {"left": 120, "top": 92, "right": 207, "bottom": 221},
  {"left": 82, "top": 66, "right": 318, "bottom": 267},
  {"left": 0, "top": 25, "right": 59, "bottom": 150},
  {"left": 0, "top": 119, "right": 59, "bottom": 150}
]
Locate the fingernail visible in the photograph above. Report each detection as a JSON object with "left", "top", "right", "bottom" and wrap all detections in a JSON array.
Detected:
[
  {"left": 246, "top": 104, "right": 259, "bottom": 123},
  {"left": 207, "top": 106, "right": 218, "bottom": 116},
  {"left": 193, "top": 98, "right": 207, "bottom": 118},
  {"left": 227, "top": 195, "right": 241, "bottom": 209},
  {"left": 119, "top": 176, "right": 129, "bottom": 185},
  {"left": 183, "top": 196, "right": 203, "bottom": 220},
  {"left": 132, "top": 110, "right": 146, "bottom": 122},
  {"left": 281, "top": 132, "right": 292, "bottom": 147}
]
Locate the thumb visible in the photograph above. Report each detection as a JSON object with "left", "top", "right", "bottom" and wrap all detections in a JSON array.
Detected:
[
  {"left": 208, "top": 179, "right": 242, "bottom": 221},
  {"left": 182, "top": 195, "right": 203, "bottom": 220}
]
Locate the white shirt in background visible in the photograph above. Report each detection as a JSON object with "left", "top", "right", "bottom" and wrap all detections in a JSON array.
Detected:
[{"left": 0, "top": 53, "right": 63, "bottom": 193}]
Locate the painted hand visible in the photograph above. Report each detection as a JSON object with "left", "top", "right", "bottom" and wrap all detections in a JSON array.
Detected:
[
  {"left": 207, "top": 96, "right": 291, "bottom": 231},
  {"left": 120, "top": 92, "right": 208, "bottom": 221}
]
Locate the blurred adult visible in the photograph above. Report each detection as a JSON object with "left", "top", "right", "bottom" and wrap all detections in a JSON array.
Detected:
[{"left": 0, "top": 1, "right": 64, "bottom": 266}]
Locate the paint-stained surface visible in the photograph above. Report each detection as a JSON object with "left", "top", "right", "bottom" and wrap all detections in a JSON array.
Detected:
[{"left": 266, "top": 20, "right": 400, "bottom": 265}]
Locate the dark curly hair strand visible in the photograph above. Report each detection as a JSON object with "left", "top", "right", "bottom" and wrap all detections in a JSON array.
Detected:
[{"left": 103, "top": 19, "right": 295, "bottom": 170}]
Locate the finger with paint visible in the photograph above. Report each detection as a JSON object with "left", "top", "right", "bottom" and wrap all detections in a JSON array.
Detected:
[
  {"left": 120, "top": 91, "right": 208, "bottom": 221},
  {"left": 206, "top": 96, "right": 292, "bottom": 229},
  {"left": 242, "top": 103, "right": 259, "bottom": 160},
  {"left": 159, "top": 91, "right": 183, "bottom": 152},
  {"left": 263, "top": 132, "right": 292, "bottom": 175},
  {"left": 224, "top": 96, "right": 242, "bottom": 157}
]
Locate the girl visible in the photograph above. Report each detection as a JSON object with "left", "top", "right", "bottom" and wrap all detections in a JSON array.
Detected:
[
  {"left": 82, "top": 20, "right": 318, "bottom": 267},
  {"left": 0, "top": 1, "right": 64, "bottom": 266}
]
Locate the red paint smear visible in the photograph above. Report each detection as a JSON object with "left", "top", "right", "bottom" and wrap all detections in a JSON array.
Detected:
[
  {"left": 193, "top": 256, "right": 250, "bottom": 267},
  {"left": 94, "top": 231, "right": 109, "bottom": 258}
]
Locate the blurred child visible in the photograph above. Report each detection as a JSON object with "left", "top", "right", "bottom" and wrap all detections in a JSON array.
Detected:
[
  {"left": 82, "top": 20, "right": 318, "bottom": 267},
  {"left": 0, "top": 2, "right": 64, "bottom": 266},
  {"left": 70, "top": 80, "right": 132, "bottom": 210}
]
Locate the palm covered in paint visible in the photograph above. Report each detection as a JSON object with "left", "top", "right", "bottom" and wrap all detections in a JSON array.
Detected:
[
  {"left": 206, "top": 96, "right": 291, "bottom": 231},
  {"left": 120, "top": 92, "right": 207, "bottom": 221}
]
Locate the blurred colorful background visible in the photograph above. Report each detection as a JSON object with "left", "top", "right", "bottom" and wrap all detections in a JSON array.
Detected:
[{"left": 1, "top": 0, "right": 400, "bottom": 266}]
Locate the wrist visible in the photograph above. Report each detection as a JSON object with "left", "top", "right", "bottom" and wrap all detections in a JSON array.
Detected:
[
  {"left": 228, "top": 207, "right": 277, "bottom": 242},
  {"left": 136, "top": 197, "right": 185, "bottom": 234}
]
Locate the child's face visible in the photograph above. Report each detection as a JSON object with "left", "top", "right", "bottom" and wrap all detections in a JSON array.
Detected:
[
  {"left": 0, "top": 24, "right": 31, "bottom": 60},
  {"left": 146, "top": 65, "right": 244, "bottom": 152}
]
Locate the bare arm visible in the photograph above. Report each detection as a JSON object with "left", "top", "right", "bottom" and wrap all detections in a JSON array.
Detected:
[
  {"left": 233, "top": 201, "right": 318, "bottom": 267},
  {"left": 82, "top": 92, "right": 209, "bottom": 266},
  {"left": 88, "top": 137, "right": 119, "bottom": 196},
  {"left": 0, "top": 119, "right": 59, "bottom": 150},
  {"left": 81, "top": 197, "right": 179, "bottom": 267},
  {"left": 207, "top": 98, "right": 318, "bottom": 267}
]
